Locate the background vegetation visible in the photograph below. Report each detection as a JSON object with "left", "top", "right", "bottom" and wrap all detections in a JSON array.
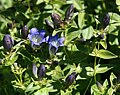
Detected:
[{"left": 0, "top": 0, "right": 120, "bottom": 95}]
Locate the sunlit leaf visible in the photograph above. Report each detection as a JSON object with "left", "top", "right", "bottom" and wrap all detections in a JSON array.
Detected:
[
  {"left": 116, "top": 0, "right": 120, "bottom": 5},
  {"left": 64, "top": 30, "right": 82, "bottom": 45},
  {"left": 25, "top": 82, "right": 33, "bottom": 92},
  {"left": 78, "top": 12, "right": 85, "bottom": 29},
  {"left": 96, "top": 49, "right": 118, "bottom": 59},
  {"left": 96, "top": 66, "right": 113, "bottom": 74},
  {"left": 82, "top": 26, "right": 94, "bottom": 40}
]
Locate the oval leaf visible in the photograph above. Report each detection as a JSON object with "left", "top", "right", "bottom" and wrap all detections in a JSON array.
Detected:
[
  {"left": 97, "top": 49, "right": 118, "bottom": 59},
  {"left": 96, "top": 67, "right": 113, "bottom": 74},
  {"left": 82, "top": 26, "right": 94, "bottom": 39},
  {"left": 78, "top": 12, "right": 85, "bottom": 29},
  {"left": 116, "top": 0, "right": 120, "bottom": 5},
  {"left": 64, "top": 30, "right": 81, "bottom": 45}
]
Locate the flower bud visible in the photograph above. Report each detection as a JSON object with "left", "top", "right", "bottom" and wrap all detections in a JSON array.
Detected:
[
  {"left": 102, "top": 13, "right": 110, "bottom": 29},
  {"left": 45, "top": 19, "right": 54, "bottom": 31},
  {"left": 65, "top": 72, "right": 76, "bottom": 87},
  {"left": 21, "top": 25, "right": 29, "bottom": 39},
  {"left": 96, "top": 81, "right": 104, "bottom": 92},
  {"left": 65, "top": 4, "right": 74, "bottom": 23},
  {"left": 51, "top": 13, "right": 62, "bottom": 28},
  {"left": 7, "top": 23, "right": 13, "bottom": 29},
  {"left": 37, "top": 64, "right": 46, "bottom": 81},
  {"left": 32, "top": 63, "right": 38, "bottom": 78},
  {"left": 3, "top": 34, "right": 14, "bottom": 52}
]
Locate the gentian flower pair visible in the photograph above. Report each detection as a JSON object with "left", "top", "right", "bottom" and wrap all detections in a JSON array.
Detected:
[{"left": 28, "top": 28, "right": 65, "bottom": 56}]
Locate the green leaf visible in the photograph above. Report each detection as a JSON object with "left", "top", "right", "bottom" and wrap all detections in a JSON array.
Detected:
[
  {"left": 60, "top": 90, "right": 72, "bottom": 95},
  {"left": 36, "top": 0, "right": 44, "bottom": 5},
  {"left": 28, "top": 85, "right": 40, "bottom": 93},
  {"left": 96, "top": 49, "right": 118, "bottom": 59},
  {"left": 47, "top": 86, "right": 57, "bottom": 92},
  {"left": 85, "top": 67, "right": 94, "bottom": 76},
  {"left": 85, "top": 67, "right": 94, "bottom": 72},
  {"left": 91, "top": 84, "right": 102, "bottom": 95},
  {"left": 116, "top": 0, "right": 120, "bottom": 5},
  {"left": 82, "top": 26, "right": 94, "bottom": 40},
  {"left": 63, "top": 65, "right": 74, "bottom": 72},
  {"left": 117, "top": 6, "right": 120, "bottom": 12},
  {"left": 5, "top": 54, "right": 19, "bottom": 66},
  {"left": 52, "top": 66, "right": 63, "bottom": 80},
  {"left": 1, "top": 0, "right": 13, "bottom": 9},
  {"left": 34, "top": 89, "right": 49, "bottom": 95},
  {"left": 100, "top": 40, "right": 107, "bottom": 49},
  {"left": 109, "top": 12, "right": 120, "bottom": 25},
  {"left": 96, "top": 66, "right": 113, "bottom": 74},
  {"left": 78, "top": 12, "right": 85, "bottom": 29},
  {"left": 86, "top": 71, "right": 94, "bottom": 77},
  {"left": 110, "top": 72, "right": 117, "bottom": 87},
  {"left": 103, "top": 79, "right": 109, "bottom": 89},
  {"left": 107, "top": 87, "right": 114, "bottom": 95},
  {"left": 25, "top": 82, "right": 33, "bottom": 92},
  {"left": 72, "top": 0, "right": 84, "bottom": 11},
  {"left": 64, "top": 30, "right": 81, "bottom": 45}
]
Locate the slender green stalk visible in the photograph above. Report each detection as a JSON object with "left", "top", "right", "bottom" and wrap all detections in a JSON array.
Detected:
[
  {"left": 94, "top": 56, "right": 97, "bottom": 82},
  {"left": 63, "top": 46, "right": 70, "bottom": 60},
  {"left": 4, "top": 88, "right": 8, "bottom": 95},
  {"left": 14, "top": 73, "right": 20, "bottom": 83},
  {"left": 20, "top": 74, "right": 23, "bottom": 84},
  {"left": 83, "top": 78, "right": 93, "bottom": 95}
]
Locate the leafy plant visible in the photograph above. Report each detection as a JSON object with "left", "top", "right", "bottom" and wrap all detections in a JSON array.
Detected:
[{"left": 0, "top": 0, "right": 120, "bottom": 95}]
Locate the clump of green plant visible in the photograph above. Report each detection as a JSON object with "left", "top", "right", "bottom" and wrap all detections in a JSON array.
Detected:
[{"left": 0, "top": 0, "right": 120, "bottom": 95}]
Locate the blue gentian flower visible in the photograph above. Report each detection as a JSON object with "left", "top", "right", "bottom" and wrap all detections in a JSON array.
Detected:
[
  {"left": 28, "top": 28, "right": 46, "bottom": 47},
  {"left": 48, "top": 34, "right": 65, "bottom": 56}
]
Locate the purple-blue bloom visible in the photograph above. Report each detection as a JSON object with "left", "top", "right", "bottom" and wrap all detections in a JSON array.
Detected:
[
  {"left": 28, "top": 28, "right": 46, "bottom": 47},
  {"left": 47, "top": 34, "right": 65, "bottom": 56}
]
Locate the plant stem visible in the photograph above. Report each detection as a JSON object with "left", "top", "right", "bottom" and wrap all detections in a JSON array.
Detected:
[
  {"left": 63, "top": 46, "right": 70, "bottom": 60},
  {"left": 83, "top": 78, "right": 93, "bottom": 95},
  {"left": 94, "top": 56, "right": 97, "bottom": 82}
]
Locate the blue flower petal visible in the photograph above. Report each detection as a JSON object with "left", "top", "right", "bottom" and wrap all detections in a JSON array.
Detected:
[
  {"left": 45, "top": 36, "right": 49, "bottom": 43},
  {"left": 41, "top": 38, "right": 46, "bottom": 43},
  {"left": 48, "top": 34, "right": 58, "bottom": 43},
  {"left": 30, "top": 28, "right": 39, "bottom": 34},
  {"left": 40, "top": 29, "right": 46, "bottom": 37},
  {"left": 28, "top": 34, "right": 32, "bottom": 40},
  {"left": 58, "top": 37, "right": 65, "bottom": 46}
]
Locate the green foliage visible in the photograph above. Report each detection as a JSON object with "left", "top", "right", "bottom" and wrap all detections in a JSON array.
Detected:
[{"left": 0, "top": 0, "right": 120, "bottom": 95}]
